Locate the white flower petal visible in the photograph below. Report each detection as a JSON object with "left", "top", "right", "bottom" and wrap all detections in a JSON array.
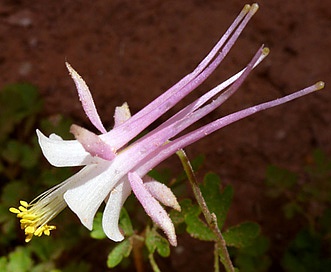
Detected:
[
  {"left": 63, "top": 161, "right": 122, "bottom": 230},
  {"left": 114, "top": 102, "right": 131, "bottom": 128},
  {"left": 37, "top": 129, "right": 103, "bottom": 167},
  {"left": 102, "top": 178, "right": 131, "bottom": 241},
  {"left": 49, "top": 133, "right": 63, "bottom": 140}
]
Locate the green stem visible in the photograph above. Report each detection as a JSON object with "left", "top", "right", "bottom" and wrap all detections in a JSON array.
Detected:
[
  {"left": 149, "top": 253, "right": 161, "bottom": 272},
  {"left": 176, "top": 149, "right": 235, "bottom": 272}
]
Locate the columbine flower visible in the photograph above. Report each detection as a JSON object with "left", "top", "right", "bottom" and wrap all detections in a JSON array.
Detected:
[{"left": 10, "top": 3, "right": 324, "bottom": 246}]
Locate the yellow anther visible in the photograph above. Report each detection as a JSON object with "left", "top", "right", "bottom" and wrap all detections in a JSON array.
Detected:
[
  {"left": 243, "top": 4, "right": 251, "bottom": 13},
  {"left": 9, "top": 207, "right": 20, "bottom": 214},
  {"left": 10, "top": 199, "right": 60, "bottom": 242},
  {"left": 18, "top": 206, "right": 27, "bottom": 212},
  {"left": 25, "top": 234, "right": 33, "bottom": 243},
  {"left": 20, "top": 219, "right": 32, "bottom": 224},
  {"left": 262, "top": 47, "right": 270, "bottom": 56},
  {"left": 34, "top": 227, "right": 43, "bottom": 236},
  {"left": 43, "top": 225, "right": 56, "bottom": 236},
  {"left": 251, "top": 3, "right": 259, "bottom": 14},
  {"left": 20, "top": 200, "right": 29, "bottom": 207},
  {"left": 315, "top": 81, "right": 325, "bottom": 90},
  {"left": 21, "top": 214, "right": 37, "bottom": 220},
  {"left": 25, "top": 226, "right": 35, "bottom": 234}
]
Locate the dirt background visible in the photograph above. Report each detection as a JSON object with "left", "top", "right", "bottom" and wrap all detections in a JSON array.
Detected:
[{"left": 0, "top": 0, "right": 330, "bottom": 271}]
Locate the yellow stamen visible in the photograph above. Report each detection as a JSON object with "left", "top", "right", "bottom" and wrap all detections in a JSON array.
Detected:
[
  {"left": 20, "top": 200, "right": 29, "bottom": 207},
  {"left": 9, "top": 198, "right": 63, "bottom": 242},
  {"left": 9, "top": 207, "right": 20, "bottom": 214},
  {"left": 25, "top": 234, "right": 33, "bottom": 243},
  {"left": 18, "top": 206, "right": 27, "bottom": 212}
]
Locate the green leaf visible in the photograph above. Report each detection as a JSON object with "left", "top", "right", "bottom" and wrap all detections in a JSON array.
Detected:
[
  {"left": 145, "top": 228, "right": 170, "bottom": 257},
  {"left": 0, "top": 204, "right": 16, "bottom": 245},
  {"left": 20, "top": 143, "right": 40, "bottom": 168},
  {"left": 281, "top": 229, "right": 331, "bottom": 272},
  {"left": 91, "top": 212, "right": 106, "bottom": 239},
  {"left": 233, "top": 235, "right": 271, "bottom": 272},
  {"left": 169, "top": 207, "right": 185, "bottom": 226},
  {"left": 0, "top": 83, "right": 42, "bottom": 141},
  {"left": 1, "top": 180, "right": 29, "bottom": 206},
  {"left": 223, "top": 222, "right": 260, "bottom": 248},
  {"left": 29, "top": 237, "right": 65, "bottom": 262},
  {"left": 180, "top": 199, "right": 215, "bottom": 241},
  {"left": 306, "top": 149, "right": 331, "bottom": 179},
  {"left": 107, "top": 239, "right": 132, "bottom": 268},
  {"left": 119, "top": 207, "right": 134, "bottom": 236},
  {"left": 1, "top": 140, "right": 21, "bottom": 164},
  {"left": 0, "top": 257, "right": 8, "bottom": 271},
  {"left": 1, "top": 140, "right": 39, "bottom": 169},
  {"left": 200, "top": 172, "right": 233, "bottom": 229},
  {"left": 8, "top": 246, "right": 33, "bottom": 272},
  {"left": 30, "top": 262, "right": 58, "bottom": 272},
  {"left": 0, "top": 83, "right": 41, "bottom": 112},
  {"left": 237, "top": 235, "right": 270, "bottom": 256},
  {"left": 282, "top": 201, "right": 302, "bottom": 219},
  {"left": 148, "top": 168, "right": 172, "bottom": 184},
  {"left": 40, "top": 115, "right": 73, "bottom": 140},
  {"left": 40, "top": 167, "right": 73, "bottom": 188},
  {"left": 265, "top": 165, "right": 297, "bottom": 197},
  {"left": 91, "top": 208, "right": 133, "bottom": 240}
]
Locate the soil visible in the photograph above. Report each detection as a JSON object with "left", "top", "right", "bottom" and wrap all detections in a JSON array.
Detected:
[{"left": 0, "top": 0, "right": 330, "bottom": 271}]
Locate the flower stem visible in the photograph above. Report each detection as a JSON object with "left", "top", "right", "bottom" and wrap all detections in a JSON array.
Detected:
[
  {"left": 176, "top": 149, "right": 235, "bottom": 272},
  {"left": 149, "top": 253, "right": 161, "bottom": 272}
]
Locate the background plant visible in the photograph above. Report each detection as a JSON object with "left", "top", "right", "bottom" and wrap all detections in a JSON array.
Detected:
[{"left": 265, "top": 150, "right": 331, "bottom": 272}]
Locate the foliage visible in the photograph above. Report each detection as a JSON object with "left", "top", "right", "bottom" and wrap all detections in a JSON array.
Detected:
[
  {"left": 265, "top": 149, "right": 331, "bottom": 271},
  {"left": 95, "top": 167, "right": 263, "bottom": 271}
]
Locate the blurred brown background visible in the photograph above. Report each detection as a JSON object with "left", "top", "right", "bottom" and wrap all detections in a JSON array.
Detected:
[{"left": 0, "top": 0, "right": 330, "bottom": 271}]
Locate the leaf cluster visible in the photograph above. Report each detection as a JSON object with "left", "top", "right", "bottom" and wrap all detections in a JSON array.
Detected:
[
  {"left": 92, "top": 170, "right": 265, "bottom": 271},
  {"left": 265, "top": 150, "right": 331, "bottom": 271}
]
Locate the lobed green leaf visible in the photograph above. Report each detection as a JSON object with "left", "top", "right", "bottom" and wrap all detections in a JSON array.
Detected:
[
  {"left": 265, "top": 165, "right": 297, "bottom": 198},
  {"left": 7, "top": 247, "right": 33, "bottom": 272},
  {"left": 223, "top": 222, "right": 260, "bottom": 248},
  {"left": 107, "top": 239, "right": 132, "bottom": 268},
  {"left": 145, "top": 228, "right": 170, "bottom": 257},
  {"left": 200, "top": 172, "right": 233, "bottom": 229},
  {"left": 180, "top": 199, "right": 215, "bottom": 241}
]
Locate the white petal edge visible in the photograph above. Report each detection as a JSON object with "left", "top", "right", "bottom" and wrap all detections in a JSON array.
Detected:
[
  {"left": 102, "top": 178, "right": 131, "bottom": 241},
  {"left": 37, "top": 129, "right": 103, "bottom": 167}
]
